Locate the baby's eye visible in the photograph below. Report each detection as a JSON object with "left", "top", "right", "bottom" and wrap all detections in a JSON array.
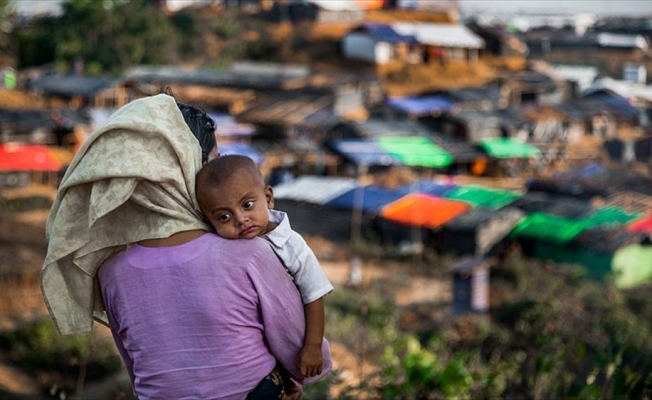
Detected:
[
  {"left": 243, "top": 200, "right": 255, "bottom": 210},
  {"left": 217, "top": 213, "right": 231, "bottom": 222}
]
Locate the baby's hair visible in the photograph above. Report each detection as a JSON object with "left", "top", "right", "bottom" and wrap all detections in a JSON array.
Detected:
[{"left": 197, "top": 154, "right": 264, "bottom": 192}]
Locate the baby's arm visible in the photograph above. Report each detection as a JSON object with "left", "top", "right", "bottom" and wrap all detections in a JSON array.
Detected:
[{"left": 300, "top": 297, "right": 325, "bottom": 378}]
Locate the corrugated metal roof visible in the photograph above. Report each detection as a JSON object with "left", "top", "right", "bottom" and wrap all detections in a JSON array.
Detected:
[
  {"left": 391, "top": 22, "right": 485, "bottom": 49},
  {"left": 273, "top": 175, "right": 357, "bottom": 205}
]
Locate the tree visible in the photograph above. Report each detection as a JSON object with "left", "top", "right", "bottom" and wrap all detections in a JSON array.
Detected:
[{"left": 56, "top": 0, "right": 179, "bottom": 73}]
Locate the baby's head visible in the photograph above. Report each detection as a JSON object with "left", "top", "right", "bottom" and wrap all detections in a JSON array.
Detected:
[{"left": 196, "top": 154, "right": 274, "bottom": 240}]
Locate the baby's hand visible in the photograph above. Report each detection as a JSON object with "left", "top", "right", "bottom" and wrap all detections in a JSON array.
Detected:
[{"left": 298, "top": 344, "right": 323, "bottom": 379}]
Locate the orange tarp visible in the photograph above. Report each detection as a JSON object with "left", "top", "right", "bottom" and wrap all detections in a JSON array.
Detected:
[
  {"left": 380, "top": 193, "right": 471, "bottom": 229},
  {"left": 0, "top": 144, "right": 65, "bottom": 172},
  {"left": 628, "top": 213, "right": 652, "bottom": 235}
]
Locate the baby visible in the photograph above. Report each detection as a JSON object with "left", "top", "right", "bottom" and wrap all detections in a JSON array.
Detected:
[{"left": 196, "top": 154, "right": 334, "bottom": 380}]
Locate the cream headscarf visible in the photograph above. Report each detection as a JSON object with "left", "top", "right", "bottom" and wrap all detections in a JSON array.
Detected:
[{"left": 41, "top": 94, "right": 211, "bottom": 335}]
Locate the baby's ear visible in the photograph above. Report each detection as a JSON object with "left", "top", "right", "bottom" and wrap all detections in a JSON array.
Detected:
[{"left": 265, "top": 186, "right": 274, "bottom": 208}]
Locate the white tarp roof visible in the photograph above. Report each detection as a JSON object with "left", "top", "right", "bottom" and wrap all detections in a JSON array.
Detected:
[
  {"left": 552, "top": 64, "right": 599, "bottom": 91},
  {"left": 597, "top": 33, "right": 649, "bottom": 50},
  {"left": 273, "top": 175, "right": 358, "bottom": 205},
  {"left": 391, "top": 22, "right": 485, "bottom": 49}
]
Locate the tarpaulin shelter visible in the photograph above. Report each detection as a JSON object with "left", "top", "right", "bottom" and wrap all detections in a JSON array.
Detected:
[
  {"left": 531, "top": 227, "right": 652, "bottom": 287},
  {"left": 508, "top": 191, "right": 594, "bottom": 219},
  {"left": 396, "top": 178, "right": 456, "bottom": 197},
  {"left": 583, "top": 206, "right": 641, "bottom": 229},
  {"left": 0, "top": 144, "right": 65, "bottom": 172},
  {"left": 386, "top": 94, "right": 455, "bottom": 117},
  {"left": 628, "top": 213, "right": 652, "bottom": 235},
  {"left": 325, "top": 185, "right": 404, "bottom": 214},
  {"left": 218, "top": 142, "right": 265, "bottom": 165},
  {"left": 209, "top": 113, "right": 256, "bottom": 138},
  {"left": 441, "top": 206, "right": 525, "bottom": 256},
  {"left": 477, "top": 137, "right": 542, "bottom": 159},
  {"left": 444, "top": 185, "right": 522, "bottom": 209},
  {"left": 329, "top": 139, "right": 401, "bottom": 167},
  {"left": 380, "top": 193, "right": 470, "bottom": 229},
  {"left": 375, "top": 136, "right": 453, "bottom": 169},
  {"left": 510, "top": 212, "right": 591, "bottom": 244},
  {"left": 273, "top": 175, "right": 363, "bottom": 243}
]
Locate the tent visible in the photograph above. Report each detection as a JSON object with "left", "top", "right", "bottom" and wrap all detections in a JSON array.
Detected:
[{"left": 380, "top": 193, "right": 470, "bottom": 229}]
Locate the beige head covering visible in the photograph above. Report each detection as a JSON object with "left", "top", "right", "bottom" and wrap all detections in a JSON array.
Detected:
[{"left": 42, "top": 94, "right": 211, "bottom": 335}]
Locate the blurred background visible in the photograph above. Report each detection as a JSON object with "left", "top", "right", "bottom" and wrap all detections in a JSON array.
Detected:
[{"left": 1, "top": 0, "right": 652, "bottom": 398}]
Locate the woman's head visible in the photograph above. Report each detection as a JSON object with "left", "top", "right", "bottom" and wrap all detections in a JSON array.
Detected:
[{"left": 177, "top": 102, "right": 218, "bottom": 164}]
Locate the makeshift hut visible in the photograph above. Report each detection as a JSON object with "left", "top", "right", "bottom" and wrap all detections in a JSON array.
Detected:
[
  {"left": 567, "top": 227, "right": 651, "bottom": 285},
  {"left": 0, "top": 144, "right": 72, "bottom": 188},
  {"left": 441, "top": 206, "right": 525, "bottom": 256},
  {"left": 507, "top": 191, "right": 595, "bottom": 219},
  {"left": 380, "top": 193, "right": 471, "bottom": 251},
  {"left": 324, "top": 185, "right": 406, "bottom": 245},
  {"left": 272, "top": 175, "right": 359, "bottom": 243},
  {"left": 449, "top": 257, "right": 496, "bottom": 316}
]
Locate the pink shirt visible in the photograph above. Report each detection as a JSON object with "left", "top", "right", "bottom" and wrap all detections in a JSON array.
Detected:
[{"left": 98, "top": 233, "right": 332, "bottom": 400}]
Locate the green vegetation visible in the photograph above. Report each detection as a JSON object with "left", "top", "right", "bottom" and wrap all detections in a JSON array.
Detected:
[
  {"left": 0, "top": 319, "right": 122, "bottom": 397},
  {"left": 6, "top": 0, "right": 278, "bottom": 74}
]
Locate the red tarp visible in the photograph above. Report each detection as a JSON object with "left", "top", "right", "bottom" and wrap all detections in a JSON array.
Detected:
[
  {"left": 628, "top": 213, "right": 652, "bottom": 235},
  {"left": 380, "top": 193, "right": 471, "bottom": 228},
  {"left": 0, "top": 144, "right": 64, "bottom": 172}
]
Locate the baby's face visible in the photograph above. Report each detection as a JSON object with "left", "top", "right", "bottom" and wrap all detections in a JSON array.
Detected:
[{"left": 198, "top": 171, "right": 273, "bottom": 240}]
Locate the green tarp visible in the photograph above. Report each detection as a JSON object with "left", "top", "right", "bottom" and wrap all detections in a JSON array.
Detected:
[
  {"left": 534, "top": 242, "right": 652, "bottom": 288},
  {"left": 444, "top": 185, "right": 522, "bottom": 209},
  {"left": 478, "top": 137, "right": 542, "bottom": 159},
  {"left": 510, "top": 212, "right": 590, "bottom": 243},
  {"left": 375, "top": 136, "right": 453, "bottom": 168},
  {"left": 584, "top": 206, "right": 641, "bottom": 229}
]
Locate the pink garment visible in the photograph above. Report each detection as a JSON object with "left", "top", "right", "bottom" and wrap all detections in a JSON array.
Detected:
[{"left": 98, "top": 233, "right": 332, "bottom": 400}]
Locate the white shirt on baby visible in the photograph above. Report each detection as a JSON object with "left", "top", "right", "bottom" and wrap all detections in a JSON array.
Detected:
[{"left": 263, "top": 209, "right": 334, "bottom": 304}]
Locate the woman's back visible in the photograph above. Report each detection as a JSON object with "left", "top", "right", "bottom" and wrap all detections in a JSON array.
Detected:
[{"left": 99, "top": 233, "right": 292, "bottom": 399}]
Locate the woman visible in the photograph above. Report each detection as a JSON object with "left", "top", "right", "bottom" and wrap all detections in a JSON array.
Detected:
[{"left": 41, "top": 94, "right": 331, "bottom": 399}]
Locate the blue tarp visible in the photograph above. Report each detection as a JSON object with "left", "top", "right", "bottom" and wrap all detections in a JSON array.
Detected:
[
  {"left": 581, "top": 91, "right": 639, "bottom": 119},
  {"left": 396, "top": 179, "right": 456, "bottom": 197},
  {"left": 208, "top": 113, "right": 256, "bottom": 137},
  {"left": 387, "top": 95, "right": 455, "bottom": 116},
  {"left": 218, "top": 142, "right": 264, "bottom": 165},
  {"left": 331, "top": 139, "right": 401, "bottom": 166},
  {"left": 325, "top": 185, "right": 405, "bottom": 213},
  {"left": 363, "top": 23, "right": 419, "bottom": 44}
]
